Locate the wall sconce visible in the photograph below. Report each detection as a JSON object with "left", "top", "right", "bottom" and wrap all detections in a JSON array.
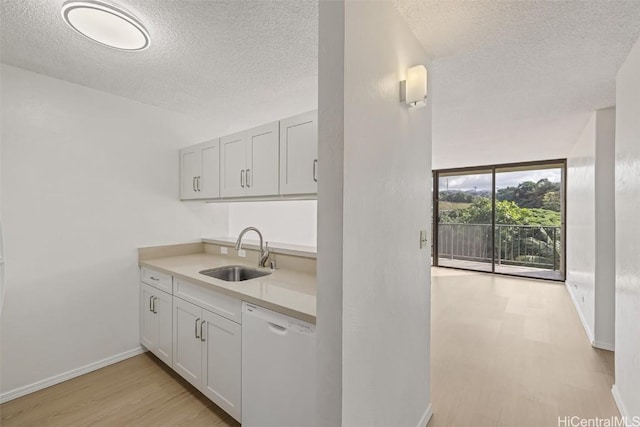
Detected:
[{"left": 400, "top": 65, "right": 428, "bottom": 108}]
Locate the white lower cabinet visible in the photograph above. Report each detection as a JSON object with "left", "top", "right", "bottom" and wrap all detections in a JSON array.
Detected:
[
  {"left": 172, "top": 296, "right": 242, "bottom": 422},
  {"left": 140, "top": 283, "right": 173, "bottom": 366},
  {"left": 173, "top": 297, "right": 204, "bottom": 387},
  {"left": 201, "top": 309, "right": 242, "bottom": 421}
]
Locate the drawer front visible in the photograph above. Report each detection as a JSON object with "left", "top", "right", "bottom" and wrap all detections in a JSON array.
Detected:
[
  {"left": 174, "top": 278, "right": 242, "bottom": 324},
  {"left": 141, "top": 268, "right": 172, "bottom": 293}
]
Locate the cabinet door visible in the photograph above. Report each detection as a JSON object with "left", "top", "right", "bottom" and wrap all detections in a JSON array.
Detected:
[
  {"left": 172, "top": 297, "right": 203, "bottom": 389},
  {"left": 279, "top": 110, "right": 318, "bottom": 195},
  {"left": 246, "top": 122, "right": 279, "bottom": 197},
  {"left": 199, "top": 139, "right": 221, "bottom": 199},
  {"left": 221, "top": 132, "right": 247, "bottom": 198},
  {"left": 154, "top": 289, "right": 173, "bottom": 366},
  {"left": 201, "top": 310, "right": 242, "bottom": 422},
  {"left": 180, "top": 146, "right": 200, "bottom": 200},
  {"left": 140, "top": 284, "right": 158, "bottom": 351}
]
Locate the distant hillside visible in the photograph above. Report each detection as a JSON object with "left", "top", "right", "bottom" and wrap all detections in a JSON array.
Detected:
[{"left": 439, "top": 179, "right": 561, "bottom": 213}]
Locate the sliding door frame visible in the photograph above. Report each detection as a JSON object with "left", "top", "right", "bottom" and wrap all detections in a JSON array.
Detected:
[{"left": 433, "top": 158, "right": 567, "bottom": 282}]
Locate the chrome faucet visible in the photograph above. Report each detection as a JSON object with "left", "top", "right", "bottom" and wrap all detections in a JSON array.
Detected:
[{"left": 235, "top": 227, "right": 270, "bottom": 268}]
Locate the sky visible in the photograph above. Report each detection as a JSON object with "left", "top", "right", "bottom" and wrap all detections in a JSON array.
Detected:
[{"left": 439, "top": 168, "right": 562, "bottom": 192}]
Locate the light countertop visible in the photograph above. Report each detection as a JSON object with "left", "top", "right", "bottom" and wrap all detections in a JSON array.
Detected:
[{"left": 140, "top": 253, "right": 316, "bottom": 323}]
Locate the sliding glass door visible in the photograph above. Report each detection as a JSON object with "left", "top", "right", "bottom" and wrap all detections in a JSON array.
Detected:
[
  {"left": 436, "top": 169, "right": 493, "bottom": 272},
  {"left": 493, "top": 164, "right": 564, "bottom": 280},
  {"left": 433, "top": 160, "right": 566, "bottom": 281}
]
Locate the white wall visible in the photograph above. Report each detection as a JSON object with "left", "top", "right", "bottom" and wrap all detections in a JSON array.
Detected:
[
  {"left": 0, "top": 65, "right": 228, "bottom": 399},
  {"left": 317, "top": 2, "right": 432, "bottom": 426},
  {"left": 613, "top": 35, "right": 640, "bottom": 420},
  {"left": 593, "top": 108, "right": 616, "bottom": 350},
  {"left": 566, "top": 113, "right": 597, "bottom": 338},
  {"left": 316, "top": 1, "right": 345, "bottom": 425},
  {"left": 226, "top": 200, "right": 317, "bottom": 247},
  {"left": 565, "top": 107, "right": 616, "bottom": 350}
]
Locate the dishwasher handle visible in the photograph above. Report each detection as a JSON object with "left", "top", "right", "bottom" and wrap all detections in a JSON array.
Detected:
[{"left": 267, "top": 322, "right": 287, "bottom": 335}]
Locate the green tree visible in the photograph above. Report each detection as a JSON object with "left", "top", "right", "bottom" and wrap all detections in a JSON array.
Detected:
[
  {"left": 496, "top": 178, "right": 561, "bottom": 212},
  {"left": 542, "top": 191, "right": 561, "bottom": 211}
]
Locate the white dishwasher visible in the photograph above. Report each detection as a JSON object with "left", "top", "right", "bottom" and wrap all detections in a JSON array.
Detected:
[{"left": 242, "top": 302, "right": 316, "bottom": 427}]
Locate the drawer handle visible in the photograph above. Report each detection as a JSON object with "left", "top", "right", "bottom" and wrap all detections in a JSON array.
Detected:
[
  {"left": 149, "top": 276, "right": 160, "bottom": 281},
  {"left": 200, "top": 320, "right": 206, "bottom": 342},
  {"left": 195, "top": 317, "right": 201, "bottom": 339}
]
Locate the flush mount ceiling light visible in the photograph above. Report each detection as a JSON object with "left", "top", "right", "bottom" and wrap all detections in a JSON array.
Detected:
[{"left": 61, "top": 1, "right": 150, "bottom": 51}]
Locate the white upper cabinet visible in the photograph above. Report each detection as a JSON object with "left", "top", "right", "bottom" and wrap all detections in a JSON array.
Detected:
[
  {"left": 220, "top": 132, "right": 247, "bottom": 198},
  {"left": 199, "top": 140, "right": 221, "bottom": 199},
  {"left": 279, "top": 111, "right": 318, "bottom": 195},
  {"left": 246, "top": 122, "right": 279, "bottom": 197},
  {"left": 180, "top": 110, "right": 317, "bottom": 201},
  {"left": 221, "top": 123, "right": 280, "bottom": 198},
  {"left": 180, "top": 139, "right": 220, "bottom": 200},
  {"left": 180, "top": 146, "right": 200, "bottom": 200}
]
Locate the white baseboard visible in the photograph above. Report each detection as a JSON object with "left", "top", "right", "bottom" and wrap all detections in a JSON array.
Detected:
[
  {"left": 0, "top": 346, "right": 146, "bottom": 404},
  {"left": 565, "top": 282, "right": 596, "bottom": 343},
  {"left": 417, "top": 403, "right": 433, "bottom": 427},
  {"left": 611, "top": 385, "right": 630, "bottom": 426},
  {"left": 593, "top": 340, "right": 615, "bottom": 351},
  {"left": 564, "top": 283, "right": 615, "bottom": 351}
]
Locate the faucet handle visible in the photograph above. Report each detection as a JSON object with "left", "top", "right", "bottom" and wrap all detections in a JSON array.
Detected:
[{"left": 259, "top": 242, "right": 270, "bottom": 268}]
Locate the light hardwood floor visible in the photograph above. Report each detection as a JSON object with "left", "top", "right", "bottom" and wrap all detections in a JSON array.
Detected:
[
  {"left": 1, "top": 268, "right": 618, "bottom": 426},
  {"left": 428, "top": 267, "right": 618, "bottom": 427},
  {"left": 0, "top": 353, "right": 239, "bottom": 427}
]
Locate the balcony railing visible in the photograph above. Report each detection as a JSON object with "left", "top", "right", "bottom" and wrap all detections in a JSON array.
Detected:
[{"left": 437, "top": 223, "right": 561, "bottom": 270}]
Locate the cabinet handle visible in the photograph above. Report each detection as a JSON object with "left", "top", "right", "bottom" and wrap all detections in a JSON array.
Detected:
[
  {"left": 313, "top": 159, "right": 318, "bottom": 182},
  {"left": 200, "top": 320, "right": 205, "bottom": 342},
  {"left": 149, "top": 296, "right": 153, "bottom": 312},
  {"left": 192, "top": 176, "right": 196, "bottom": 192},
  {"left": 197, "top": 176, "right": 201, "bottom": 192},
  {"left": 241, "top": 170, "right": 245, "bottom": 188},
  {"left": 246, "top": 169, "right": 251, "bottom": 188},
  {"left": 195, "top": 317, "right": 201, "bottom": 339},
  {"left": 151, "top": 296, "right": 157, "bottom": 314}
]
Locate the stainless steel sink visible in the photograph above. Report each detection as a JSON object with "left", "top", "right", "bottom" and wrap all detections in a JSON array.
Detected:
[{"left": 199, "top": 265, "right": 271, "bottom": 282}]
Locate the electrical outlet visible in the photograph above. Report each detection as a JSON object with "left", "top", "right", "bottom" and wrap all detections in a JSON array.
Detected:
[
  {"left": 238, "top": 249, "right": 246, "bottom": 257},
  {"left": 419, "top": 229, "right": 428, "bottom": 249},
  {"left": 220, "top": 246, "right": 228, "bottom": 254}
]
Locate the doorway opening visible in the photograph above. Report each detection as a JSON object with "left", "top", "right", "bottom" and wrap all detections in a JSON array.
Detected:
[{"left": 433, "top": 160, "right": 566, "bottom": 281}]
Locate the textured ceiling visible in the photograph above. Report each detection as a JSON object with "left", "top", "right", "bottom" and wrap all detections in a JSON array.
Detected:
[
  {"left": 0, "top": 0, "right": 319, "bottom": 133},
  {"left": 393, "top": 0, "right": 640, "bottom": 168},
  {"left": 2, "top": 1, "right": 640, "bottom": 166}
]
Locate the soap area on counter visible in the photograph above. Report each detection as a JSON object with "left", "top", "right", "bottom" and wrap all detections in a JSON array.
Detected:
[{"left": 138, "top": 238, "right": 317, "bottom": 425}]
